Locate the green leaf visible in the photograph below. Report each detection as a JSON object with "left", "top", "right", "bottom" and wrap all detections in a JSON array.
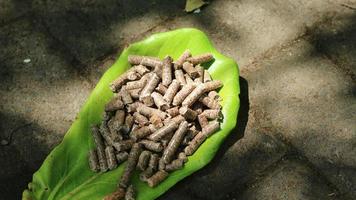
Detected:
[
  {"left": 22, "top": 28, "right": 240, "bottom": 200},
  {"left": 185, "top": 0, "right": 206, "bottom": 12}
]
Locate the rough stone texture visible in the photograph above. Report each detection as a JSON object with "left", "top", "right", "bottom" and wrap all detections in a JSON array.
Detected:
[
  {"left": 1, "top": 0, "right": 356, "bottom": 199},
  {"left": 238, "top": 158, "right": 339, "bottom": 200}
]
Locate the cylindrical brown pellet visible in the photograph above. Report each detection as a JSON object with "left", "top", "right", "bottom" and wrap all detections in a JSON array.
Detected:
[
  {"left": 151, "top": 92, "right": 169, "bottom": 110},
  {"left": 163, "top": 80, "right": 180, "bottom": 104},
  {"left": 172, "top": 84, "right": 196, "bottom": 106},
  {"left": 185, "top": 74, "right": 194, "bottom": 84},
  {"left": 102, "top": 111, "right": 113, "bottom": 122},
  {"left": 140, "top": 73, "right": 160, "bottom": 100},
  {"left": 186, "top": 53, "right": 214, "bottom": 65},
  {"left": 208, "top": 90, "right": 220, "bottom": 100},
  {"left": 141, "top": 96, "right": 154, "bottom": 107},
  {"left": 178, "top": 152, "right": 188, "bottom": 163},
  {"left": 133, "top": 112, "right": 149, "bottom": 126},
  {"left": 140, "top": 140, "right": 164, "bottom": 152},
  {"left": 91, "top": 125, "right": 108, "bottom": 172},
  {"left": 120, "top": 88, "right": 133, "bottom": 104},
  {"left": 105, "top": 146, "right": 118, "bottom": 170},
  {"left": 148, "top": 124, "right": 158, "bottom": 133},
  {"left": 88, "top": 149, "right": 100, "bottom": 172},
  {"left": 121, "top": 114, "right": 134, "bottom": 134},
  {"left": 105, "top": 96, "right": 124, "bottom": 112},
  {"left": 147, "top": 170, "right": 169, "bottom": 187},
  {"left": 154, "top": 64, "right": 163, "bottom": 78},
  {"left": 182, "top": 62, "right": 199, "bottom": 78},
  {"left": 137, "top": 150, "right": 151, "bottom": 171},
  {"left": 127, "top": 102, "right": 141, "bottom": 113},
  {"left": 116, "top": 152, "right": 129, "bottom": 164},
  {"left": 202, "top": 109, "right": 221, "bottom": 120},
  {"left": 130, "top": 126, "right": 151, "bottom": 141},
  {"left": 100, "top": 122, "right": 116, "bottom": 145},
  {"left": 137, "top": 104, "right": 167, "bottom": 120},
  {"left": 184, "top": 131, "right": 206, "bottom": 156},
  {"left": 174, "top": 69, "right": 186, "bottom": 85},
  {"left": 140, "top": 168, "right": 154, "bottom": 182},
  {"left": 128, "top": 88, "right": 141, "bottom": 99},
  {"left": 166, "top": 106, "right": 179, "bottom": 117},
  {"left": 203, "top": 80, "right": 223, "bottom": 92},
  {"left": 174, "top": 50, "right": 191, "bottom": 69},
  {"left": 113, "top": 140, "right": 135, "bottom": 152},
  {"left": 198, "top": 114, "right": 209, "bottom": 128},
  {"left": 149, "top": 114, "right": 163, "bottom": 128},
  {"left": 139, "top": 153, "right": 159, "bottom": 181},
  {"left": 203, "top": 70, "right": 212, "bottom": 82},
  {"left": 155, "top": 83, "right": 167, "bottom": 95},
  {"left": 128, "top": 55, "right": 163, "bottom": 68},
  {"left": 125, "top": 79, "right": 146, "bottom": 90},
  {"left": 164, "top": 115, "right": 185, "bottom": 125},
  {"left": 199, "top": 94, "right": 221, "bottom": 109},
  {"left": 158, "top": 158, "right": 165, "bottom": 170},
  {"left": 125, "top": 185, "right": 135, "bottom": 200},
  {"left": 103, "top": 187, "right": 125, "bottom": 200},
  {"left": 162, "top": 121, "right": 188, "bottom": 164},
  {"left": 147, "top": 121, "right": 179, "bottom": 141},
  {"left": 179, "top": 106, "right": 198, "bottom": 121},
  {"left": 165, "top": 158, "right": 184, "bottom": 172},
  {"left": 119, "top": 143, "right": 142, "bottom": 188},
  {"left": 162, "top": 56, "right": 173, "bottom": 86},
  {"left": 195, "top": 64, "right": 204, "bottom": 83},
  {"left": 182, "top": 84, "right": 205, "bottom": 107},
  {"left": 110, "top": 70, "right": 140, "bottom": 92},
  {"left": 202, "top": 120, "right": 220, "bottom": 137},
  {"left": 132, "top": 64, "right": 149, "bottom": 75}
]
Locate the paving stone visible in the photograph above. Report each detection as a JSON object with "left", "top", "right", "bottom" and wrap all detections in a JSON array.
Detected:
[
  {"left": 244, "top": 38, "right": 356, "bottom": 198},
  {"left": 0, "top": 18, "right": 92, "bottom": 199},
  {"left": 237, "top": 158, "right": 339, "bottom": 200}
]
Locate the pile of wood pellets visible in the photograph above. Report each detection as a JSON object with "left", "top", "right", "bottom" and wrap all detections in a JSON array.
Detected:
[{"left": 88, "top": 50, "right": 223, "bottom": 200}]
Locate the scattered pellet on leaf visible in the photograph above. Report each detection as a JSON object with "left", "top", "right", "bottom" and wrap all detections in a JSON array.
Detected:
[
  {"left": 179, "top": 106, "right": 198, "bottom": 121},
  {"left": 172, "top": 84, "right": 196, "bottom": 106},
  {"left": 202, "top": 109, "right": 221, "bottom": 120},
  {"left": 203, "top": 70, "right": 212, "bottom": 82},
  {"left": 116, "top": 152, "right": 129, "bottom": 164},
  {"left": 162, "top": 56, "right": 173, "bottom": 86},
  {"left": 105, "top": 96, "right": 124, "bottom": 112},
  {"left": 119, "top": 143, "right": 142, "bottom": 188},
  {"left": 163, "top": 80, "right": 180, "bottom": 104},
  {"left": 182, "top": 62, "right": 199, "bottom": 78},
  {"left": 165, "top": 158, "right": 184, "bottom": 172},
  {"left": 166, "top": 106, "right": 179, "bottom": 117},
  {"left": 130, "top": 126, "right": 151, "bottom": 141},
  {"left": 147, "top": 170, "right": 169, "bottom": 187},
  {"left": 128, "top": 55, "right": 163, "bottom": 68},
  {"left": 151, "top": 92, "right": 169, "bottom": 110},
  {"left": 186, "top": 53, "right": 214, "bottom": 65},
  {"left": 140, "top": 73, "right": 160, "bottom": 101},
  {"left": 105, "top": 146, "right": 118, "bottom": 170},
  {"left": 91, "top": 125, "right": 108, "bottom": 172},
  {"left": 174, "top": 50, "right": 191, "bottom": 69},
  {"left": 125, "top": 185, "right": 135, "bottom": 200},
  {"left": 174, "top": 69, "right": 186, "bottom": 85},
  {"left": 137, "top": 150, "right": 151, "bottom": 171},
  {"left": 182, "top": 84, "right": 205, "bottom": 107},
  {"left": 113, "top": 140, "right": 135, "bottom": 152},
  {"left": 139, "top": 139, "right": 163, "bottom": 152},
  {"left": 203, "top": 80, "right": 223, "bottom": 92},
  {"left": 162, "top": 121, "right": 188, "bottom": 164},
  {"left": 148, "top": 121, "right": 179, "bottom": 141},
  {"left": 88, "top": 149, "right": 100, "bottom": 172},
  {"left": 155, "top": 83, "right": 168, "bottom": 95},
  {"left": 133, "top": 112, "right": 149, "bottom": 126}
]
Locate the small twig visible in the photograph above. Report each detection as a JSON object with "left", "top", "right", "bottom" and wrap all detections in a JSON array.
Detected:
[{"left": 1, "top": 123, "right": 32, "bottom": 146}]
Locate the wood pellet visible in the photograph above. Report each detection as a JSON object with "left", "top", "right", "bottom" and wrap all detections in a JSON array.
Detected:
[{"left": 89, "top": 50, "right": 223, "bottom": 199}]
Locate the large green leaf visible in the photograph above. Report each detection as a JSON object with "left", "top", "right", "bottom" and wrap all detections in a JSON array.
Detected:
[{"left": 22, "top": 28, "right": 240, "bottom": 200}]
